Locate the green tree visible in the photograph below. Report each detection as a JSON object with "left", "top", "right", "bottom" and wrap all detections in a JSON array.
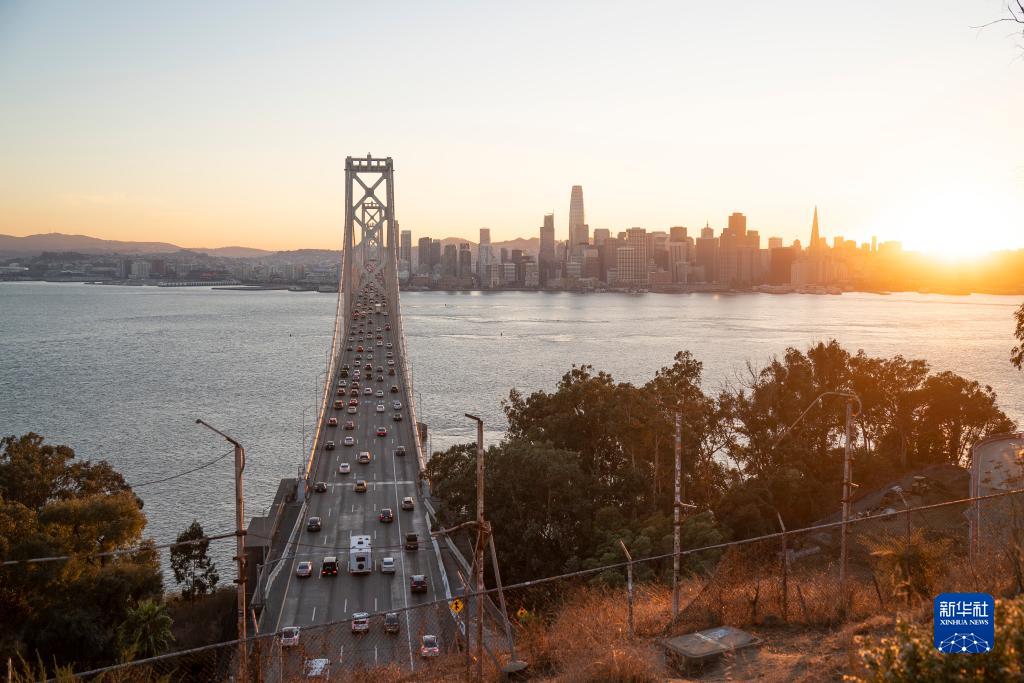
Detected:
[
  {"left": 169, "top": 520, "right": 219, "bottom": 601},
  {"left": 0, "top": 433, "right": 162, "bottom": 671},
  {"left": 117, "top": 599, "right": 174, "bottom": 660}
]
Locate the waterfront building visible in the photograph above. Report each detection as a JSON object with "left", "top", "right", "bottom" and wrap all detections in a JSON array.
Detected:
[
  {"left": 458, "top": 243, "right": 473, "bottom": 279},
  {"left": 400, "top": 230, "right": 412, "bottom": 263},
  {"left": 477, "top": 228, "right": 493, "bottom": 282}
]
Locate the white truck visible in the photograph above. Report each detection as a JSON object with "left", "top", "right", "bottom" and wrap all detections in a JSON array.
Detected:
[{"left": 349, "top": 535, "right": 372, "bottom": 574}]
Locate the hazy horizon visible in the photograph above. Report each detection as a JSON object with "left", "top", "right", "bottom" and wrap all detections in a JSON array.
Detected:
[{"left": 2, "top": 1, "right": 1022, "bottom": 255}]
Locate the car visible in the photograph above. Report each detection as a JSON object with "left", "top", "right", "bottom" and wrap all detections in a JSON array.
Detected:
[
  {"left": 357, "top": 451, "right": 371, "bottom": 464},
  {"left": 385, "top": 326, "right": 391, "bottom": 332},
  {"left": 340, "top": 369, "right": 349, "bottom": 378},
  {"left": 313, "top": 481, "right": 327, "bottom": 493},
  {"left": 376, "top": 426, "right": 388, "bottom": 437},
  {"left": 304, "top": 658, "right": 330, "bottom": 678},
  {"left": 328, "top": 417, "right": 338, "bottom": 427},
  {"left": 346, "top": 345, "right": 352, "bottom": 351},
  {"left": 336, "top": 387, "right": 345, "bottom": 396},
  {"left": 354, "top": 479, "right": 367, "bottom": 492},
  {"left": 353, "top": 360, "right": 361, "bottom": 367},
  {"left": 420, "top": 635, "right": 440, "bottom": 658},
  {"left": 387, "top": 359, "right": 395, "bottom": 366},
  {"left": 333, "top": 399, "right": 343, "bottom": 410},
  {"left": 395, "top": 446, "right": 407, "bottom": 457},
  {"left": 405, "top": 533, "right": 419, "bottom": 550},
  {"left": 375, "top": 389, "right": 384, "bottom": 398},
  {"left": 377, "top": 340, "right": 383, "bottom": 346},
  {"left": 351, "top": 612, "right": 370, "bottom": 633},
  {"left": 401, "top": 496, "right": 415, "bottom": 510},
  {"left": 384, "top": 612, "right": 400, "bottom": 634},
  {"left": 392, "top": 400, "right": 402, "bottom": 410},
  {"left": 377, "top": 375, "right": 384, "bottom": 382},
  {"left": 363, "top": 387, "right": 373, "bottom": 395},
  {"left": 344, "top": 420, "right": 355, "bottom": 430},
  {"left": 390, "top": 384, "right": 399, "bottom": 393},
  {"left": 325, "top": 440, "right": 335, "bottom": 450},
  {"left": 388, "top": 368, "right": 396, "bottom": 376},
  {"left": 295, "top": 560, "right": 313, "bottom": 577},
  {"left": 280, "top": 625, "right": 300, "bottom": 647},
  {"left": 306, "top": 516, "right": 322, "bottom": 532},
  {"left": 376, "top": 403, "right": 385, "bottom": 413},
  {"left": 321, "top": 556, "right": 338, "bottom": 577},
  {"left": 386, "top": 352, "right": 394, "bottom": 358},
  {"left": 393, "top": 413, "right": 403, "bottom": 422},
  {"left": 381, "top": 556, "right": 396, "bottom": 574},
  {"left": 348, "top": 336, "right": 354, "bottom": 342},
  {"left": 343, "top": 436, "right": 355, "bottom": 446},
  {"left": 410, "top": 574, "right": 428, "bottom": 593},
  {"left": 356, "top": 345, "right": 364, "bottom": 352},
  {"left": 349, "top": 398, "right": 359, "bottom": 406},
  {"left": 347, "top": 406, "right": 358, "bottom": 414},
  {"left": 349, "top": 388, "right": 359, "bottom": 396},
  {"left": 379, "top": 507, "right": 394, "bottom": 523},
  {"left": 338, "top": 462, "right": 351, "bottom": 475}
]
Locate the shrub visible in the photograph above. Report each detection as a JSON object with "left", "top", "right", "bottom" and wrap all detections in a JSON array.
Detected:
[{"left": 853, "top": 594, "right": 1024, "bottom": 681}]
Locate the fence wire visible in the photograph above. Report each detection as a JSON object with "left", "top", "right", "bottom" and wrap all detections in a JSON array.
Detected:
[{"left": 28, "top": 485, "right": 1024, "bottom": 682}]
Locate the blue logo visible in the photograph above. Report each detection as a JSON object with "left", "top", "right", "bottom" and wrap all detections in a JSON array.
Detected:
[{"left": 934, "top": 592, "right": 994, "bottom": 653}]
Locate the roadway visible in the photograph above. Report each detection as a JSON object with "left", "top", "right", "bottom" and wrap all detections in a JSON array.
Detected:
[{"left": 267, "top": 277, "right": 450, "bottom": 678}]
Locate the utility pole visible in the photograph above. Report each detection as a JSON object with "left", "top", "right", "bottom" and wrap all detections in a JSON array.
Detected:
[
  {"left": 465, "top": 413, "right": 485, "bottom": 682},
  {"left": 673, "top": 409, "right": 682, "bottom": 622},
  {"left": 839, "top": 398, "right": 854, "bottom": 614},
  {"left": 196, "top": 419, "right": 247, "bottom": 683},
  {"left": 619, "top": 539, "right": 634, "bottom": 639}
]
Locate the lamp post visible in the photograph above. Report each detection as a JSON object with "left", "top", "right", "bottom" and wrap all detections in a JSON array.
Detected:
[
  {"left": 771, "top": 391, "right": 861, "bottom": 612},
  {"left": 195, "top": 419, "right": 247, "bottom": 682},
  {"left": 465, "top": 413, "right": 485, "bottom": 683}
]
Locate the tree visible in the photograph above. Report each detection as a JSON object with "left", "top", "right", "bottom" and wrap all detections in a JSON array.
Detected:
[
  {"left": 170, "top": 520, "right": 219, "bottom": 601},
  {"left": 1013, "top": 302, "right": 1024, "bottom": 371},
  {"left": 0, "top": 433, "right": 161, "bottom": 670},
  {"left": 117, "top": 599, "right": 174, "bottom": 660}
]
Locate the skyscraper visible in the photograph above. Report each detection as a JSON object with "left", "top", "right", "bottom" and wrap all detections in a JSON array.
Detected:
[
  {"left": 569, "top": 185, "right": 587, "bottom": 258},
  {"left": 417, "top": 237, "right": 431, "bottom": 274},
  {"left": 400, "top": 230, "right": 412, "bottom": 263},
  {"left": 810, "top": 206, "right": 821, "bottom": 250},
  {"left": 539, "top": 213, "right": 555, "bottom": 284},
  {"left": 477, "top": 227, "right": 493, "bottom": 281}
]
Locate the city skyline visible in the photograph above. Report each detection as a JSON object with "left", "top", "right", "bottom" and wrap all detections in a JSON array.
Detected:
[{"left": 1, "top": 2, "right": 1023, "bottom": 254}]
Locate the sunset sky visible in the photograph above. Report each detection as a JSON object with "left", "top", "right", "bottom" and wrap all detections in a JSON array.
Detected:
[{"left": 1, "top": 1, "right": 1022, "bottom": 253}]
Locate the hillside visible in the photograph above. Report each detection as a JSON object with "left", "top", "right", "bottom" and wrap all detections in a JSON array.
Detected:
[{"left": 0, "top": 233, "right": 274, "bottom": 258}]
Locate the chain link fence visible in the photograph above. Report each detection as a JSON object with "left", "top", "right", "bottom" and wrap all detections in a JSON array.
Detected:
[{"left": 27, "top": 485, "right": 1024, "bottom": 682}]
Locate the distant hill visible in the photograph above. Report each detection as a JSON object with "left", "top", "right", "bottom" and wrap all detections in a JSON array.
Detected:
[{"left": 0, "top": 233, "right": 274, "bottom": 258}]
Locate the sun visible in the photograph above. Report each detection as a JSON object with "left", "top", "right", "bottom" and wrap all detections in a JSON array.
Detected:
[{"left": 870, "top": 185, "right": 1024, "bottom": 259}]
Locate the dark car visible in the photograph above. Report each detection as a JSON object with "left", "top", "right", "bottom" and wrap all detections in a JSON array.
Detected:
[
  {"left": 306, "top": 516, "right": 322, "bottom": 532},
  {"left": 390, "top": 384, "right": 399, "bottom": 393},
  {"left": 383, "top": 612, "right": 400, "bottom": 634},
  {"left": 405, "top": 533, "right": 419, "bottom": 551},
  {"left": 379, "top": 508, "right": 394, "bottom": 523},
  {"left": 314, "top": 481, "right": 328, "bottom": 493},
  {"left": 395, "top": 446, "right": 407, "bottom": 457},
  {"left": 410, "top": 574, "right": 428, "bottom": 593},
  {"left": 393, "top": 413, "right": 403, "bottom": 421}
]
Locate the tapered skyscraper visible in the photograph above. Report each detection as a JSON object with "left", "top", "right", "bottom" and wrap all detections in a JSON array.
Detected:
[{"left": 569, "top": 185, "right": 587, "bottom": 258}]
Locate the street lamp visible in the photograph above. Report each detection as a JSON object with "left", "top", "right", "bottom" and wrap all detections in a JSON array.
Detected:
[
  {"left": 465, "top": 413, "right": 485, "bottom": 683},
  {"left": 195, "top": 419, "right": 247, "bottom": 683},
  {"left": 771, "top": 390, "right": 861, "bottom": 613}
]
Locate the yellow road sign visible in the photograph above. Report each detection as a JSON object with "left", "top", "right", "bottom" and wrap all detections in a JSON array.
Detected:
[{"left": 450, "top": 598, "right": 464, "bottom": 613}]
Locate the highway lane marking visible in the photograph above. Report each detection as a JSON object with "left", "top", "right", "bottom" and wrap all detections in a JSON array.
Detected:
[
  {"left": 374, "top": 597, "right": 378, "bottom": 612},
  {"left": 339, "top": 645, "right": 344, "bottom": 663},
  {"left": 392, "top": 446, "right": 416, "bottom": 672},
  {"left": 375, "top": 646, "right": 378, "bottom": 666},
  {"left": 311, "top": 606, "right": 316, "bottom": 622},
  {"left": 343, "top": 598, "right": 347, "bottom": 613}
]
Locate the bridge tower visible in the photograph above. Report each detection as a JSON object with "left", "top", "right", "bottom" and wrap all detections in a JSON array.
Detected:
[{"left": 342, "top": 155, "right": 397, "bottom": 319}]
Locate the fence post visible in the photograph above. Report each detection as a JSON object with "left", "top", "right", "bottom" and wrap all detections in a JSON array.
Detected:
[
  {"left": 776, "top": 512, "right": 788, "bottom": 623},
  {"left": 619, "top": 540, "right": 634, "bottom": 639}
]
